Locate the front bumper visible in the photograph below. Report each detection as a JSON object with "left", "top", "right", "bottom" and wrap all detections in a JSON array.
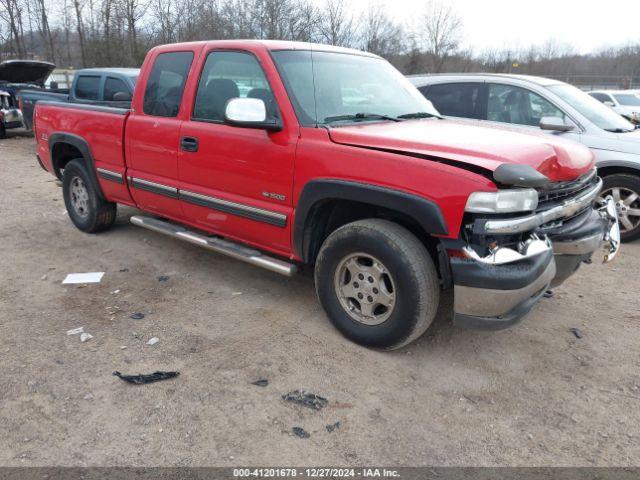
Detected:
[
  {"left": 451, "top": 246, "right": 556, "bottom": 330},
  {"left": 451, "top": 196, "right": 620, "bottom": 330}
]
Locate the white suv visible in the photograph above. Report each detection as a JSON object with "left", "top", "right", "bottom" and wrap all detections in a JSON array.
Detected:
[{"left": 589, "top": 90, "right": 640, "bottom": 125}]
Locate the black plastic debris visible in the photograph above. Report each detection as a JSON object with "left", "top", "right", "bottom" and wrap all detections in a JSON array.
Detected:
[
  {"left": 251, "top": 379, "right": 269, "bottom": 387},
  {"left": 119, "top": 268, "right": 129, "bottom": 272},
  {"left": 326, "top": 421, "right": 341, "bottom": 433},
  {"left": 292, "top": 427, "right": 310, "bottom": 439},
  {"left": 131, "top": 312, "right": 145, "bottom": 320},
  {"left": 157, "top": 275, "right": 170, "bottom": 282},
  {"left": 282, "top": 390, "right": 328, "bottom": 410},
  {"left": 113, "top": 371, "right": 179, "bottom": 384},
  {"left": 543, "top": 290, "right": 554, "bottom": 298},
  {"left": 570, "top": 327, "right": 583, "bottom": 339}
]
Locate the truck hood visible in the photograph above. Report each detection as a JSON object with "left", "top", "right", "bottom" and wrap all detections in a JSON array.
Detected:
[
  {"left": 327, "top": 119, "right": 595, "bottom": 182},
  {"left": 0, "top": 60, "right": 55, "bottom": 86}
]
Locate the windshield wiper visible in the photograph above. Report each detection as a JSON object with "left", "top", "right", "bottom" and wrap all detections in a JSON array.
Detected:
[
  {"left": 604, "top": 128, "right": 634, "bottom": 133},
  {"left": 396, "top": 111, "right": 442, "bottom": 120},
  {"left": 323, "top": 112, "right": 401, "bottom": 124}
]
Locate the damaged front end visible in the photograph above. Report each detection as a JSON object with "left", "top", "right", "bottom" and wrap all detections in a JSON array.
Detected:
[{"left": 445, "top": 166, "right": 619, "bottom": 330}]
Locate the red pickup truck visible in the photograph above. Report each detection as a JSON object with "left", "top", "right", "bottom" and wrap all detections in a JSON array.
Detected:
[{"left": 34, "top": 40, "right": 620, "bottom": 349}]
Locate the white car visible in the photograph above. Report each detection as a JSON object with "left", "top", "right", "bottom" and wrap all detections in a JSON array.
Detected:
[{"left": 589, "top": 90, "right": 640, "bottom": 124}]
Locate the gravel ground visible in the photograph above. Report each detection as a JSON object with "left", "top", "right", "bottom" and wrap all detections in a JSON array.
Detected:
[{"left": 1, "top": 133, "right": 639, "bottom": 467}]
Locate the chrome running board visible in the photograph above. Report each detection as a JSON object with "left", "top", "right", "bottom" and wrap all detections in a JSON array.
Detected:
[{"left": 130, "top": 215, "right": 297, "bottom": 277}]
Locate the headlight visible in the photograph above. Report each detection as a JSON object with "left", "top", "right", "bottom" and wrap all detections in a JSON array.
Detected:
[{"left": 465, "top": 189, "right": 538, "bottom": 213}]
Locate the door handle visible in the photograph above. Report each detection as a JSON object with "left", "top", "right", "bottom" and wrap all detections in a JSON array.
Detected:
[{"left": 180, "top": 136, "right": 199, "bottom": 152}]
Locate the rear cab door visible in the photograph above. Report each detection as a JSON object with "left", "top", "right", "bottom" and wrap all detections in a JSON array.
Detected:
[
  {"left": 176, "top": 41, "right": 299, "bottom": 258},
  {"left": 125, "top": 45, "right": 202, "bottom": 220},
  {"left": 420, "top": 81, "right": 487, "bottom": 124}
]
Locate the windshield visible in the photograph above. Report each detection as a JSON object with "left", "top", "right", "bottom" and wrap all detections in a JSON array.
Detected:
[
  {"left": 548, "top": 84, "right": 635, "bottom": 132},
  {"left": 271, "top": 50, "right": 439, "bottom": 126},
  {"left": 614, "top": 93, "right": 640, "bottom": 107}
]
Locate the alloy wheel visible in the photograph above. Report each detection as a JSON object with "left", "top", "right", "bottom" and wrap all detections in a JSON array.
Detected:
[{"left": 333, "top": 252, "right": 396, "bottom": 326}]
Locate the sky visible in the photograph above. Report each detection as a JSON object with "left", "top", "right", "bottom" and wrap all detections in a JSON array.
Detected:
[{"left": 338, "top": 0, "right": 640, "bottom": 54}]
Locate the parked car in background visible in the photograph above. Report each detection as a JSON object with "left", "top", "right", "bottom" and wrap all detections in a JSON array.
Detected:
[
  {"left": 33, "top": 40, "right": 618, "bottom": 349},
  {"left": 0, "top": 89, "right": 23, "bottom": 138},
  {"left": 410, "top": 74, "right": 640, "bottom": 241},
  {"left": 18, "top": 67, "right": 139, "bottom": 130},
  {"left": 589, "top": 90, "right": 640, "bottom": 125},
  {"left": 0, "top": 60, "right": 58, "bottom": 134}
]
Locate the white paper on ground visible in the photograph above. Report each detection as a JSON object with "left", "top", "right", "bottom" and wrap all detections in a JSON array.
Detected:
[
  {"left": 62, "top": 272, "right": 105, "bottom": 284},
  {"left": 66, "top": 327, "right": 84, "bottom": 335},
  {"left": 80, "top": 332, "right": 93, "bottom": 342}
]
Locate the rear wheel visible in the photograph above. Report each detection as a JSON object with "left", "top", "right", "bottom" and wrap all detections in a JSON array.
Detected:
[
  {"left": 600, "top": 174, "right": 640, "bottom": 242},
  {"left": 62, "top": 159, "right": 117, "bottom": 233},
  {"left": 314, "top": 219, "right": 440, "bottom": 350}
]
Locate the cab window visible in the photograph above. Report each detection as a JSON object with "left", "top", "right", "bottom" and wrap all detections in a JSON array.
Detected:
[
  {"left": 143, "top": 51, "right": 194, "bottom": 117},
  {"left": 487, "top": 84, "right": 565, "bottom": 126},
  {"left": 192, "top": 51, "right": 275, "bottom": 122},
  {"left": 75, "top": 76, "right": 100, "bottom": 100},
  {"left": 589, "top": 92, "right": 613, "bottom": 104},
  {"left": 104, "top": 77, "right": 129, "bottom": 101},
  {"left": 425, "top": 82, "right": 483, "bottom": 119}
]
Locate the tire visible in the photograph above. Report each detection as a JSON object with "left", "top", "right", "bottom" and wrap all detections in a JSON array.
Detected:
[
  {"left": 600, "top": 174, "right": 640, "bottom": 242},
  {"left": 62, "top": 159, "right": 117, "bottom": 233},
  {"left": 314, "top": 219, "right": 440, "bottom": 350},
  {"left": 0, "top": 124, "right": 6, "bottom": 139}
]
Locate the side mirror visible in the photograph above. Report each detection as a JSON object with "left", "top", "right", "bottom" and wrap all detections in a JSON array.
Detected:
[
  {"left": 604, "top": 100, "right": 615, "bottom": 107},
  {"left": 224, "top": 97, "right": 281, "bottom": 131},
  {"left": 539, "top": 116, "right": 575, "bottom": 132},
  {"left": 113, "top": 91, "right": 132, "bottom": 102}
]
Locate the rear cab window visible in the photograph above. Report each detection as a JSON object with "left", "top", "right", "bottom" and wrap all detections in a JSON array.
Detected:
[
  {"left": 143, "top": 51, "right": 194, "bottom": 117},
  {"left": 75, "top": 75, "right": 101, "bottom": 100},
  {"left": 425, "top": 82, "right": 484, "bottom": 119},
  {"left": 104, "top": 77, "right": 130, "bottom": 101}
]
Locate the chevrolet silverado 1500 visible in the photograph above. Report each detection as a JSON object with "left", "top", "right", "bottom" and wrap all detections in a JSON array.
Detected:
[{"left": 34, "top": 41, "right": 620, "bottom": 349}]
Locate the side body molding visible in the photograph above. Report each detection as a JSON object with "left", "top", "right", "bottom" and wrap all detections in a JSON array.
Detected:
[
  {"left": 49, "top": 132, "right": 105, "bottom": 199},
  {"left": 293, "top": 179, "right": 448, "bottom": 261}
]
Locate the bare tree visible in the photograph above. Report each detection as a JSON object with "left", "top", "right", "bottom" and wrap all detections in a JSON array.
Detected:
[
  {"left": 150, "top": 0, "right": 177, "bottom": 43},
  {"left": 72, "top": 0, "right": 87, "bottom": 65},
  {"left": 32, "top": 0, "right": 56, "bottom": 61},
  {"left": 0, "top": 0, "right": 26, "bottom": 56},
  {"left": 119, "top": 0, "right": 144, "bottom": 62},
  {"left": 359, "top": 4, "right": 403, "bottom": 58},
  {"left": 418, "top": 0, "right": 462, "bottom": 72},
  {"left": 318, "top": 0, "right": 354, "bottom": 47}
]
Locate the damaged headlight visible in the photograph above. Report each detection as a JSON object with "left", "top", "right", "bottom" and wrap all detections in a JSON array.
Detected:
[{"left": 465, "top": 189, "right": 538, "bottom": 214}]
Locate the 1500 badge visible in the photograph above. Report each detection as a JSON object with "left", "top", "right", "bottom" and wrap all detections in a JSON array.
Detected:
[{"left": 262, "top": 191, "right": 286, "bottom": 201}]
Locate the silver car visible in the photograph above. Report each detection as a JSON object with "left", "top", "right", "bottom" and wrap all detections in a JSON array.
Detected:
[{"left": 409, "top": 74, "right": 640, "bottom": 241}]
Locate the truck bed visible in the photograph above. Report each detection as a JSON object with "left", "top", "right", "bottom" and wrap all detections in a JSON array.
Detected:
[
  {"left": 35, "top": 101, "right": 134, "bottom": 205},
  {"left": 18, "top": 90, "right": 69, "bottom": 129}
]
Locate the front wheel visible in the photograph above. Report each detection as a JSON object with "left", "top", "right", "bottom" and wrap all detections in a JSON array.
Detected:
[
  {"left": 600, "top": 174, "right": 640, "bottom": 242},
  {"left": 314, "top": 219, "right": 440, "bottom": 350}
]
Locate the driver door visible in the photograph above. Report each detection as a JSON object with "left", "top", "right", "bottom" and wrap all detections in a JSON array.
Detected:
[{"left": 177, "top": 49, "right": 296, "bottom": 255}]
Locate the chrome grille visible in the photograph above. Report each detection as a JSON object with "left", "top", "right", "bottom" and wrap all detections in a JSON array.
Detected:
[{"left": 536, "top": 169, "right": 598, "bottom": 213}]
